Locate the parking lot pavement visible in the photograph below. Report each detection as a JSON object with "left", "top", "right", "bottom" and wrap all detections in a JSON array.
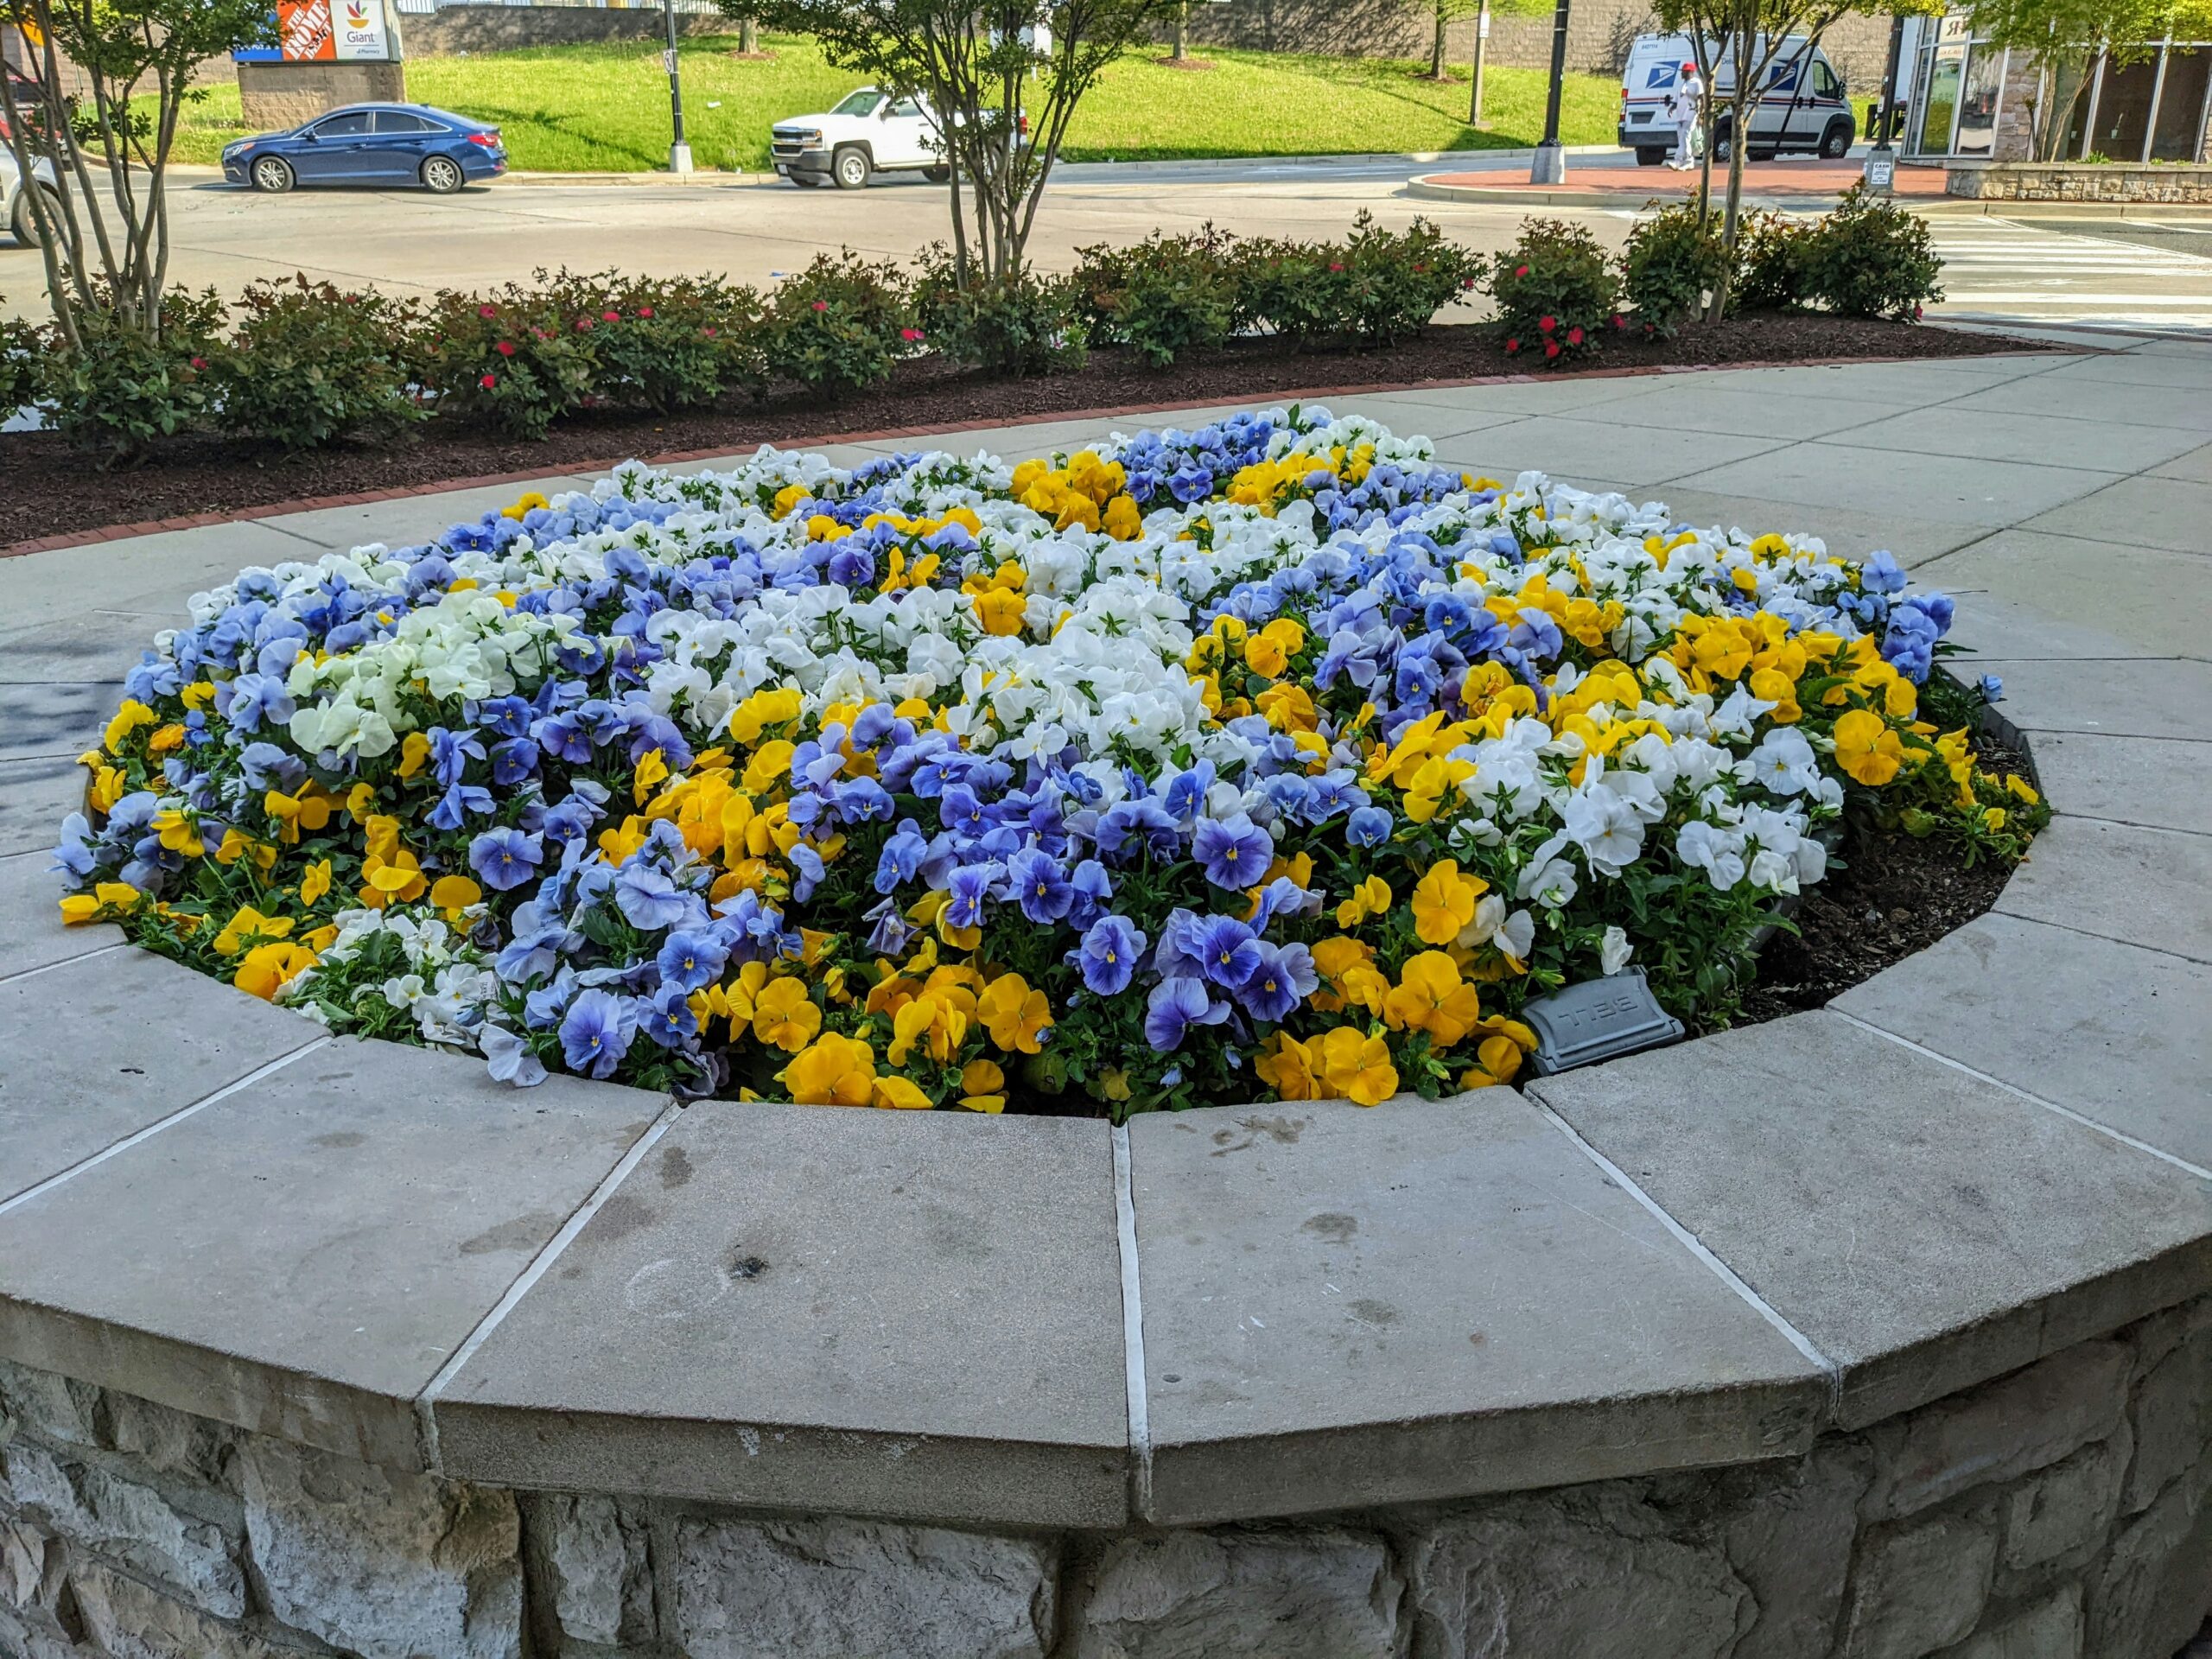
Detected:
[
  {"left": 0, "top": 161, "right": 1627, "bottom": 321},
  {"left": 6, "top": 156, "right": 2209, "bottom": 341}
]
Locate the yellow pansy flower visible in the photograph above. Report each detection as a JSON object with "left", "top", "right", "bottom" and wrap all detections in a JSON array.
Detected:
[
  {"left": 1335, "top": 875, "right": 1392, "bottom": 930},
  {"left": 781, "top": 1033, "right": 877, "bottom": 1105},
  {"left": 978, "top": 973, "right": 1052, "bottom": 1054},
  {"left": 1410, "top": 860, "right": 1484, "bottom": 946},
  {"left": 233, "top": 941, "right": 317, "bottom": 1001},
  {"left": 1832, "top": 709, "right": 1904, "bottom": 787},
  {"left": 1313, "top": 1027, "right": 1398, "bottom": 1107},
  {"left": 429, "top": 874, "right": 483, "bottom": 918},
  {"left": 299, "top": 860, "right": 334, "bottom": 906},
  {"left": 752, "top": 977, "right": 823, "bottom": 1052},
  {"left": 104, "top": 700, "right": 157, "bottom": 754}
]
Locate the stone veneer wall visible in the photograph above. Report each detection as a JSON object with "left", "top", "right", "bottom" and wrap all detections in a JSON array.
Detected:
[
  {"left": 1947, "top": 162, "right": 2212, "bottom": 202},
  {"left": 3, "top": 1296, "right": 2208, "bottom": 1659}
]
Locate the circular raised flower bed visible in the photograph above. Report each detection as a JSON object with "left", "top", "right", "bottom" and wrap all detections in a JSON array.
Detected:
[{"left": 52, "top": 407, "right": 2041, "bottom": 1115}]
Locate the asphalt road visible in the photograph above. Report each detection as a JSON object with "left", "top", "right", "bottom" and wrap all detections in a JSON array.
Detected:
[{"left": 4, "top": 149, "right": 2209, "bottom": 337}]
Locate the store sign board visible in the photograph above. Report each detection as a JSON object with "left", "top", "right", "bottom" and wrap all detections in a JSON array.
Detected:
[{"left": 243, "top": 0, "right": 393, "bottom": 61}]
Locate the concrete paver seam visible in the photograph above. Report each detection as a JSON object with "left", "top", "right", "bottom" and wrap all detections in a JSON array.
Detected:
[
  {"left": 414, "top": 1094, "right": 686, "bottom": 1470},
  {"left": 1995, "top": 877, "right": 2212, "bottom": 969},
  {"left": 1111, "top": 1122, "right": 1154, "bottom": 1524},
  {"left": 0, "top": 1034, "right": 332, "bottom": 1216},
  {"left": 1829, "top": 1009, "right": 2212, "bottom": 1185},
  {"left": 1527, "top": 1096, "right": 1843, "bottom": 1411},
  {"left": 0, "top": 939, "right": 125, "bottom": 988}
]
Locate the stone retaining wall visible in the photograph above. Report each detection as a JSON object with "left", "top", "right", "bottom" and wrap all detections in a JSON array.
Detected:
[
  {"left": 6, "top": 1294, "right": 2207, "bottom": 1659},
  {"left": 1946, "top": 162, "right": 2212, "bottom": 202}
]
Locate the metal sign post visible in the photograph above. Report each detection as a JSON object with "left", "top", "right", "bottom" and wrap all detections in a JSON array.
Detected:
[{"left": 1862, "top": 10, "right": 1904, "bottom": 194}]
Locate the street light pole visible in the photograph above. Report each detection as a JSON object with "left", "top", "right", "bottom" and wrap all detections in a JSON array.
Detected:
[
  {"left": 1529, "top": 0, "right": 1570, "bottom": 182},
  {"left": 664, "top": 0, "right": 692, "bottom": 175}
]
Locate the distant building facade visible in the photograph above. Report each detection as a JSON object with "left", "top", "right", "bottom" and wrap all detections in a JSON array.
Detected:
[{"left": 1896, "top": 6, "right": 2212, "bottom": 162}]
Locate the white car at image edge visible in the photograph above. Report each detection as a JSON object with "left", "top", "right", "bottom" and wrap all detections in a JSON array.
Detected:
[{"left": 2, "top": 108, "right": 66, "bottom": 249}]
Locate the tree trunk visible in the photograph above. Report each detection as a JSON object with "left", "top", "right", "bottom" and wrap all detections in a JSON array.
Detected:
[
  {"left": 1172, "top": 0, "right": 1186, "bottom": 59},
  {"left": 1430, "top": 0, "right": 1447, "bottom": 79},
  {"left": 738, "top": 14, "right": 758, "bottom": 52}
]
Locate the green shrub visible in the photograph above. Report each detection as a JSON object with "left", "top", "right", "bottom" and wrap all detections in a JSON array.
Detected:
[
  {"left": 761, "top": 252, "right": 913, "bottom": 400},
  {"left": 1731, "top": 210, "right": 1811, "bottom": 312},
  {"left": 1801, "top": 183, "right": 1944, "bottom": 321},
  {"left": 45, "top": 296, "right": 225, "bottom": 466},
  {"left": 1244, "top": 214, "right": 1479, "bottom": 351},
  {"left": 1073, "top": 226, "right": 1248, "bottom": 367},
  {"left": 0, "top": 315, "right": 40, "bottom": 416},
  {"left": 912, "top": 252, "right": 1086, "bottom": 378},
  {"left": 1485, "top": 219, "right": 1620, "bottom": 365},
  {"left": 1621, "top": 202, "right": 1729, "bottom": 336},
  {"left": 540, "top": 268, "right": 759, "bottom": 411},
  {"left": 213, "top": 276, "right": 423, "bottom": 452},
  {"left": 420, "top": 285, "right": 596, "bottom": 441}
]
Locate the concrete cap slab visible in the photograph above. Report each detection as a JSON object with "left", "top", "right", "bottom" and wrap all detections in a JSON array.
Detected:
[
  {"left": 1530, "top": 1012, "right": 2212, "bottom": 1433},
  {"left": 2014, "top": 732, "right": 2211, "bottom": 837},
  {"left": 0, "top": 755, "right": 92, "bottom": 858},
  {"left": 1834, "top": 914, "right": 2212, "bottom": 1175},
  {"left": 0, "top": 850, "right": 118, "bottom": 981},
  {"left": 429, "top": 1102, "right": 1129, "bottom": 1530},
  {"left": 1128, "top": 1093, "right": 1828, "bottom": 1527},
  {"left": 0, "top": 1039, "right": 662, "bottom": 1471},
  {"left": 0, "top": 680, "right": 122, "bottom": 763},
  {"left": 0, "top": 948, "right": 322, "bottom": 1202},
  {"left": 1968, "top": 658, "right": 2212, "bottom": 745},
  {"left": 1993, "top": 816, "right": 2212, "bottom": 966}
]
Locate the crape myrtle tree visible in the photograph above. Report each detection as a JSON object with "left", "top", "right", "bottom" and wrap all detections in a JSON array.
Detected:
[
  {"left": 736, "top": 0, "right": 1177, "bottom": 286},
  {"left": 1961, "top": 0, "right": 2212, "bottom": 158},
  {"left": 1650, "top": 0, "right": 1892, "bottom": 317},
  {"left": 0, "top": 0, "right": 274, "bottom": 348}
]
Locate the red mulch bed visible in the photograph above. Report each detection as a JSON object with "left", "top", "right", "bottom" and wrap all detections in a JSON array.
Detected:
[{"left": 3, "top": 314, "right": 2051, "bottom": 550}]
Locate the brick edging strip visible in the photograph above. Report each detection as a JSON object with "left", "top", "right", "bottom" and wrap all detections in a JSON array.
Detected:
[{"left": 2, "top": 350, "right": 2063, "bottom": 559}]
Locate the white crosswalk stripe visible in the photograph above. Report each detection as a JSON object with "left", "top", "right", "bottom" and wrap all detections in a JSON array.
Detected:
[{"left": 1923, "top": 218, "right": 2212, "bottom": 335}]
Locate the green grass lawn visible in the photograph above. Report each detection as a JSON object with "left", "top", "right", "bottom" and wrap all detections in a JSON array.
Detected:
[{"left": 167, "top": 36, "right": 1616, "bottom": 172}]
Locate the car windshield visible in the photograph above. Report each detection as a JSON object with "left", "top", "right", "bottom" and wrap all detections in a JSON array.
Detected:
[{"left": 831, "top": 89, "right": 884, "bottom": 116}]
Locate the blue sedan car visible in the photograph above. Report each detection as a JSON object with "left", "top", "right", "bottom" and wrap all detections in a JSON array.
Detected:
[{"left": 222, "top": 103, "right": 505, "bottom": 195}]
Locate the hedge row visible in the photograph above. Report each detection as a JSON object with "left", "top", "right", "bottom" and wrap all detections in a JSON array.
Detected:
[{"left": 0, "top": 195, "right": 1942, "bottom": 464}]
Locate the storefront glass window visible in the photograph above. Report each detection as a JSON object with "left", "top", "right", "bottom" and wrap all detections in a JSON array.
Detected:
[
  {"left": 2090, "top": 52, "right": 2162, "bottom": 157},
  {"left": 2151, "top": 45, "right": 2211, "bottom": 158},
  {"left": 1918, "top": 37, "right": 1965, "bottom": 150},
  {"left": 1954, "top": 42, "right": 2006, "bottom": 152}
]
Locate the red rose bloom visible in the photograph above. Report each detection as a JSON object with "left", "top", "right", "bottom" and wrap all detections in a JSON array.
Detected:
[
  {"left": 899, "top": 327, "right": 925, "bottom": 341},
  {"left": 1505, "top": 337, "right": 1520, "bottom": 353},
  {"left": 1544, "top": 340, "right": 1560, "bottom": 359},
  {"left": 1611, "top": 313, "right": 1626, "bottom": 328},
  {"left": 1567, "top": 326, "right": 1584, "bottom": 346},
  {"left": 602, "top": 309, "right": 620, "bottom": 322},
  {"left": 495, "top": 340, "right": 515, "bottom": 357},
  {"left": 1515, "top": 264, "right": 1529, "bottom": 277},
  {"left": 189, "top": 356, "right": 207, "bottom": 371},
  {"left": 1538, "top": 315, "right": 1556, "bottom": 334},
  {"left": 575, "top": 317, "right": 592, "bottom": 331},
  {"left": 478, "top": 304, "right": 497, "bottom": 318},
  {"left": 637, "top": 307, "right": 653, "bottom": 318},
  {"left": 480, "top": 373, "right": 497, "bottom": 389},
  {"left": 811, "top": 300, "right": 829, "bottom": 312},
  {"left": 1328, "top": 262, "right": 1344, "bottom": 271}
]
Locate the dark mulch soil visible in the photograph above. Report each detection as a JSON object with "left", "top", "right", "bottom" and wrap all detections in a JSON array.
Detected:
[
  {"left": 1736, "top": 727, "right": 2036, "bottom": 1025},
  {"left": 3, "top": 314, "right": 2050, "bottom": 550}
]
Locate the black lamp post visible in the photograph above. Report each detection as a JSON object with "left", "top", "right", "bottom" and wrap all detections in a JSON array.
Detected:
[
  {"left": 1530, "top": 0, "right": 1571, "bottom": 182},
  {"left": 665, "top": 0, "right": 692, "bottom": 175}
]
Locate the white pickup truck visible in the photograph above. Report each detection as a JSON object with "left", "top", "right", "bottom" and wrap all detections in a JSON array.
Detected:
[{"left": 770, "top": 88, "right": 953, "bottom": 189}]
